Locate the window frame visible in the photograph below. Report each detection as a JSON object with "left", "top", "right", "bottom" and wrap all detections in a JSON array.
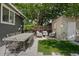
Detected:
[
  {"left": 1, "top": 4, "right": 15, "bottom": 25},
  {"left": 9, "top": 10, "right": 15, "bottom": 24}
]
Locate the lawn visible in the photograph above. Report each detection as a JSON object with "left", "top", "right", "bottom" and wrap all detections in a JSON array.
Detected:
[{"left": 38, "top": 39, "right": 79, "bottom": 55}]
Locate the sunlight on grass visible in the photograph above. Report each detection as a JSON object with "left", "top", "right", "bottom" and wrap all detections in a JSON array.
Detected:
[{"left": 38, "top": 39, "right": 79, "bottom": 55}]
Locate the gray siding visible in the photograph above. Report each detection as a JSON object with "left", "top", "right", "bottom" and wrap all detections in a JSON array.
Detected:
[
  {"left": 0, "top": 14, "right": 23, "bottom": 46},
  {"left": 0, "top": 3, "right": 24, "bottom": 46}
]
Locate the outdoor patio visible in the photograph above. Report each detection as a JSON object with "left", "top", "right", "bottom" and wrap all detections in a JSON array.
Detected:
[
  {"left": 0, "top": 33, "right": 79, "bottom": 56},
  {"left": 0, "top": 35, "right": 43, "bottom": 56}
]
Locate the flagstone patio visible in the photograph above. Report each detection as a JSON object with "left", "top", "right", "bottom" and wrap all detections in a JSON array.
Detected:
[{"left": 0, "top": 36, "right": 44, "bottom": 56}]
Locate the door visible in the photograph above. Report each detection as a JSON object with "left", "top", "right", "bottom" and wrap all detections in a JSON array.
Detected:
[{"left": 67, "top": 22, "right": 76, "bottom": 40}]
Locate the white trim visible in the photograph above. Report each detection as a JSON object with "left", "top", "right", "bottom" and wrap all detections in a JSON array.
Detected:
[
  {"left": 1, "top": 4, "right": 15, "bottom": 25},
  {"left": 1, "top": 4, "right": 3, "bottom": 24},
  {"left": 9, "top": 3, "right": 26, "bottom": 18},
  {"left": 13, "top": 12, "right": 15, "bottom": 25},
  {"left": 9, "top": 10, "right": 15, "bottom": 25},
  {"left": 9, "top": 8, "right": 10, "bottom": 23}
]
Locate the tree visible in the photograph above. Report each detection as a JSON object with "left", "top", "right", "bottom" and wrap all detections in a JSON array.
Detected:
[{"left": 14, "top": 3, "right": 79, "bottom": 26}]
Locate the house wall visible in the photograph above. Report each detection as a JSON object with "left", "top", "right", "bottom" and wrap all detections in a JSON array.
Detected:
[
  {"left": 0, "top": 4, "right": 24, "bottom": 46},
  {"left": 76, "top": 17, "right": 79, "bottom": 32},
  {"left": 65, "top": 16, "right": 76, "bottom": 40},
  {"left": 52, "top": 16, "right": 67, "bottom": 39},
  {"left": 52, "top": 16, "right": 76, "bottom": 40},
  {"left": 75, "top": 17, "right": 79, "bottom": 40},
  {"left": 52, "top": 16, "right": 69, "bottom": 39},
  {"left": 0, "top": 15, "right": 23, "bottom": 46}
]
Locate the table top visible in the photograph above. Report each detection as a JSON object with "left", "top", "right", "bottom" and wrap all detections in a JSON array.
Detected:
[{"left": 2, "top": 33, "right": 34, "bottom": 42}]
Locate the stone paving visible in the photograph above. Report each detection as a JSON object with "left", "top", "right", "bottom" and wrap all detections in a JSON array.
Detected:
[
  {"left": 18, "top": 37, "right": 39, "bottom": 56},
  {"left": 0, "top": 45, "right": 6, "bottom": 56},
  {"left": 0, "top": 37, "right": 67, "bottom": 56},
  {"left": 1, "top": 36, "right": 79, "bottom": 56},
  {"left": 0, "top": 36, "right": 44, "bottom": 56}
]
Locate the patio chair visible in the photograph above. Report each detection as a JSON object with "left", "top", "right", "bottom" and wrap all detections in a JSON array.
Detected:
[
  {"left": 36, "top": 31, "right": 42, "bottom": 37},
  {"left": 49, "top": 32, "right": 56, "bottom": 38},
  {"left": 42, "top": 31, "right": 48, "bottom": 37}
]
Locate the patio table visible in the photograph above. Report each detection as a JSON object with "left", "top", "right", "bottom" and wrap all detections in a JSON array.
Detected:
[{"left": 2, "top": 33, "right": 34, "bottom": 55}]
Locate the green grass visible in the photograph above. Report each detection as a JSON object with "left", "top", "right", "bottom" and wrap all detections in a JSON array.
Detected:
[{"left": 38, "top": 39, "right": 79, "bottom": 55}]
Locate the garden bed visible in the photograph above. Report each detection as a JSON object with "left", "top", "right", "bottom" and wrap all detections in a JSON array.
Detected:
[{"left": 38, "top": 39, "right": 79, "bottom": 56}]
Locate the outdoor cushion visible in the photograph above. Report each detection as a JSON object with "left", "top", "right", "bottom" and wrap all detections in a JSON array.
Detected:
[
  {"left": 42, "top": 31, "right": 48, "bottom": 36},
  {"left": 36, "top": 31, "right": 42, "bottom": 37}
]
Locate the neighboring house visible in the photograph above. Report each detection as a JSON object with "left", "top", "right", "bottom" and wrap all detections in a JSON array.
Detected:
[
  {"left": 0, "top": 3, "right": 25, "bottom": 46},
  {"left": 52, "top": 16, "right": 79, "bottom": 41}
]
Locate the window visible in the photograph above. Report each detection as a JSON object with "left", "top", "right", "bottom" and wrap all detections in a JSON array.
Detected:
[
  {"left": 10, "top": 11, "right": 15, "bottom": 23},
  {"left": 3, "top": 6, "right": 9, "bottom": 22},
  {"left": 1, "top": 4, "right": 15, "bottom": 25}
]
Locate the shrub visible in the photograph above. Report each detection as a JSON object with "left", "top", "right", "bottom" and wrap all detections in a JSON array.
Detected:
[{"left": 24, "top": 24, "right": 35, "bottom": 31}]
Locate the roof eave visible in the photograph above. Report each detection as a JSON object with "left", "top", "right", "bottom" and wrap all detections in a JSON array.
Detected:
[{"left": 8, "top": 3, "right": 26, "bottom": 19}]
